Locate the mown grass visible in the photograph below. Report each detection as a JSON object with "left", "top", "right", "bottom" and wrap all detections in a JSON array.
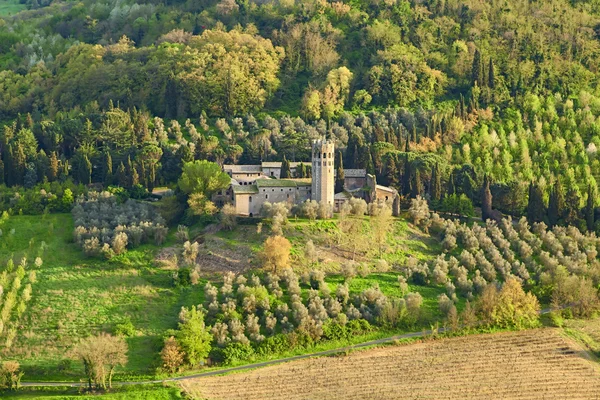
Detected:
[
  {"left": 0, "top": 0, "right": 26, "bottom": 16},
  {"left": 0, "top": 214, "right": 203, "bottom": 381},
  {"left": 3, "top": 385, "right": 183, "bottom": 399}
]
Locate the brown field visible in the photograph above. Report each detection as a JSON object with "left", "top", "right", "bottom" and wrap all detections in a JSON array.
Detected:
[{"left": 181, "top": 329, "right": 600, "bottom": 400}]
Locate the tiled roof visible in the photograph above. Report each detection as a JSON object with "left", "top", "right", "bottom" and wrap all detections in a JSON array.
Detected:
[
  {"left": 261, "top": 161, "right": 308, "bottom": 168},
  {"left": 344, "top": 169, "right": 367, "bottom": 178},
  {"left": 376, "top": 184, "right": 398, "bottom": 194},
  {"left": 224, "top": 165, "right": 262, "bottom": 173},
  {"left": 232, "top": 184, "right": 258, "bottom": 194},
  {"left": 255, "top": 178, "right": 298, "bottom": 188}
]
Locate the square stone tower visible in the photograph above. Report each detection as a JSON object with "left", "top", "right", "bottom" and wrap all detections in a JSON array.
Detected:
[{"left": 311, "top": 138, "right": 335, "bottom": 205}]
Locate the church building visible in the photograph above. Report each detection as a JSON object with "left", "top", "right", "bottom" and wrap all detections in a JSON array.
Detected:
[{"left": 221, "top": 138, "right": 397, "bottom": 216}]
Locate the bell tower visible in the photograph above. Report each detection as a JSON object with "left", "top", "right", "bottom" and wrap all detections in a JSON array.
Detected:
[{"left": 311, "top": 138, "right": 335, "bottom": 206}]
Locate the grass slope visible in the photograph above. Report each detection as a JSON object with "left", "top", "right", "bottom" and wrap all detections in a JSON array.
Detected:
[
  {"left": 0, "top": 214, "right": 203, "bottom": 381},
  {"left": 0, "top": 0, "right": 26, "bottom": 16},
  {"left": 1, "top": 213, "right": 444, "bottom": 382}
]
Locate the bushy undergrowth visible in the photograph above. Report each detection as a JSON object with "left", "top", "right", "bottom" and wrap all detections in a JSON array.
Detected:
[{"left": 72, "top": 191, "right": 167, "bottom": 258}]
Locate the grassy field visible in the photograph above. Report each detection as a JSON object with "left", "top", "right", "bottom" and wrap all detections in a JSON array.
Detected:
[
  {"left": 181, "top": 328, "right": 600, "bottom": 400},
  {"left": 0, "top": 212, "right": 443, "bottom": 382},
  {"left": 3, "top": 385, "right": 183, "bottom": 399},
  {"left": 0, "top": 214, "right": 203, "bottom": 381},
  {"left": 0, "top": 0, "right": 26, "bottom": 16}
]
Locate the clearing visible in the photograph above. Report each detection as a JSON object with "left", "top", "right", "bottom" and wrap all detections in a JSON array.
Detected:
[{"left": 180, "top": 328, "right": 600, "bottom": 400}]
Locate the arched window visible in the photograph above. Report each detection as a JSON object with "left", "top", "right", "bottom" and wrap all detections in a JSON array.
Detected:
[{"left": 323, "top": 153, "right": 326, "bottom": 159}]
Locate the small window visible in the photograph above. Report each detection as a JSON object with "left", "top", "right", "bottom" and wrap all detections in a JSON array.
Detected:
[
  {"left": 281, "top": 189, "right": 283, "bottom": 191},
  {"left": 249, "top": 196, "right": 252, "bottom": 202},
  {"left": 323, "top": 153, "right": 326, "bottom": 159},
  {"left": 287, "top": 194, "right": 290, "bottom": 199},
  {"left": 266, "top": 194, "right": 268, "bottom": 199},
  {"left": 289, "top": 188, "right": 292, "bottom": 191},
  {"left": 323, "top": 162, "right": 326, "bottom": 166},
  {"left": 271, "top": 171, "right": 274, "bottom": 176},
  {"left": 272, "top": 189, "right": 275, "bottom": 192}
]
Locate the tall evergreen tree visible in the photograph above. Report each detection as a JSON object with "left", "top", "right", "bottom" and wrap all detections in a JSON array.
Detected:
[
  {"left": 526, "top": 182, "right": 546, "bottom": 223},
  {"left": 481, "top": 174, "right": 493, "bottom": 221},
  {"left": 48, "top": 151, "right": 59, "bottom": 182},
  {"left": 402, "top": 154, "right": 411, "bottom": 196},
  {"left": 298, "top": 162, "right": 307, "bottom": 178},
  {"left": 104, "top": 152, "right": 113, "bottom": 186},
  {"left": 385, "top": 156, "right": 399, "bottom": 189},
  {"left": 586, "top": 184, "right": 595, "bottom": 232},
  {"left": 448, "top": 172, "right": 456, "bottom": 196},
  {"left": 547, "top": 177, "right": 564, "bottom": 227},
  {"left": 410, "top": 169, "right": 422, "bottom": 198},
  {"left": 564, "top": 188, "right": 581, "bottom": 226},
  {"left": 117, "top": 162, "right": 128, "bottom": 187},
  {"left": 0, "top": 159, "right": 4, "bottom": 185},
  {"left": 335, "top": 151, "right": 345, "bottom": 193},
  {"left": 488, "top": 59, "right": 496, "bottom": 89},
  {"left": 431, "top": 163, "right": 442, "bottom": 203},
  {"left": 280, "top": 155, "right": 291, "bottom": 178},
  {"left": 79, "top": 155, "right": 92, "bottom": 185},
  {"left": 472, "top": 49, "right": 484, "bottom": 87}
]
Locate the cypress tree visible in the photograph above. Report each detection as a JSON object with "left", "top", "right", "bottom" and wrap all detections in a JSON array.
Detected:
[
  {"left": 481, "top": 174, "right": 493, "bottom": 221},
  {"left": 0, "top": 159, "right": 4, "bottom": 185},
  {"left": 117, "top": 162, "right": 128, "bottom": 187},
  {"left": 280, "top": 155, "right": 291, "bottom": 178},
  {"left": 131, "top": 164, "right": 140, "bottom": 187},
  {"left": 402, "top": 154, "right": 411, "bottom": 196},
  {"left": 411, "top": 169, "right": 422, "bottom": 198},
  {"left": 148, "top": 163, "right": 156, "bottom": 193},
  {"left": 586, "top": 184, "right": 595, "bottom": 232},
  {"left": 48, "top": 151, "right": 59, "bottom": 182},
  {"left": 298, "top": 162, "right": 307, "bottom": 178},
  {"left": 526, "top": 182, "right": 546, "bottom": 223},
  {"left": 351, "top": 144, "right": 359, "bottom": 169},
  {"left": 488, "top": 59, "right": 496, "bottom": 89},
  {"left": 547, "top": 177, "right": 564, "bottom": 227},
  {"left": 564, "top": 188, "right": 581, "bottom": 226},
  {"left": 61, "top": 159, "right": 69, "bottom": 181},
  {"left": 431, "top": 163, "right": 442, "bottom": 203},
  {"left": 448, "top": 173, "right": 456, "bottom": 196},
  {"left": 104, "top": 152, "right": 113, "bottom": 186},
  {"left": 126, "top": 156, "right": 134, "bottom": 188},
  {"left": 335, "top": 151, "right": 345, "bottom": 193},
  {"left": 385, "top": 156, "right": 399, "bottom": 189},
  {"left": 80, "top": 155, "right": 92, "bottom": 185},
  {"left": 472, "top": 49, "right": 483, "bottom": 87}
]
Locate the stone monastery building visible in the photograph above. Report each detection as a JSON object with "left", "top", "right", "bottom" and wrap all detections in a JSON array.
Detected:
[{"left": 220, "top": 139, "right": 397, "bottom": 216}]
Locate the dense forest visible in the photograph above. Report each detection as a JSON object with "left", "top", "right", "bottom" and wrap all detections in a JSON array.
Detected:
[{"left": 2, "top": 0, "right": 600, "bottom": 230}]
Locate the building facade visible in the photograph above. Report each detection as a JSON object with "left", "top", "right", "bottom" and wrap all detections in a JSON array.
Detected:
[
  {"left": 225, "top": 138, "right": 398, "bottom": 216},
  {"left": 311, "top": 138, "right": 335, "bottom": 206}
]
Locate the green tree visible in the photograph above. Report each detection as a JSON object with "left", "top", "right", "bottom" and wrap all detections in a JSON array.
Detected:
[
  {"left": 176, "top": 306, "right": 212, "bottom": 366},
  {"left": 548, "top": 177, "right": 564, "bottom": 227},
  {"left": 335, "top": 150, "right": 345, "bottom": 193},
  {"left": 586, "top": 184, "right": 595, "bottom": 232},
  {"left": 481, "top": 174, "right": 493, "bottom": 221},
  {"left": 280, "top": 156, "right": 291, "bottom": 179},
  {"left": 103, "top": 152, "right": 113, "bottom": 186},
  {"left": 526, "top": 182, "right": 546, "bottom": 224}
]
